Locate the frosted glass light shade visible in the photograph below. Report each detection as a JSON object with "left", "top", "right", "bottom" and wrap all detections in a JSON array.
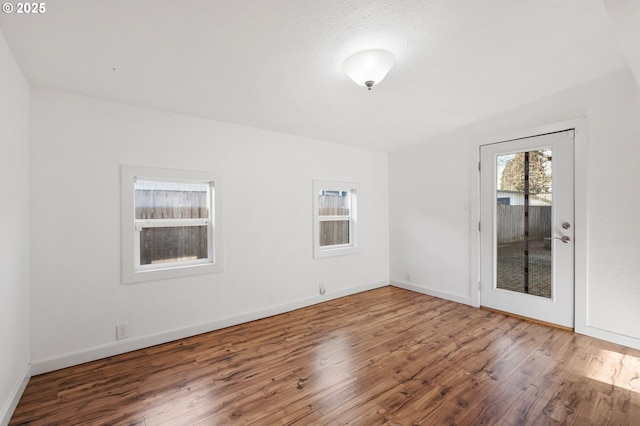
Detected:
[{"left": 342, "top": 49, "right": 396, "bottom": 89}]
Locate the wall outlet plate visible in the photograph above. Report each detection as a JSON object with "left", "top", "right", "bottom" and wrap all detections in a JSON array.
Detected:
[{"left": 116, "top": 323, "right": 129, "bottom": 340}]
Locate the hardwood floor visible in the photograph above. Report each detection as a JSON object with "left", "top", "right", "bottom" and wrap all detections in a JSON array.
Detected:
[{"left": 10, "top": 286, "right": 640, "bottom": 425}]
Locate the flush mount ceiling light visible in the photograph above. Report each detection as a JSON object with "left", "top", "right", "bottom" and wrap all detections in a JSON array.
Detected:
[{"left": 342, "top": 49, "right": 396, "bottom": 90}]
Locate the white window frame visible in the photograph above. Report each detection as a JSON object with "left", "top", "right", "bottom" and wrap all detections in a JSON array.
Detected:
[
  {"left": 121, "top": 166, "right": 224, "bottom": 284},
  {"left": 313, "top": 180, "right": 360, "bottom": 259}
]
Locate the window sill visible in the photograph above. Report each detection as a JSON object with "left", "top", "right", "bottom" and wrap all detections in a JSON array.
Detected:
[{"left": 313, "top": 245, "right": 360, "bottom": 259}]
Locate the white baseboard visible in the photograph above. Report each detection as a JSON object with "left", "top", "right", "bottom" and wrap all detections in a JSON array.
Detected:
[
  {"left": 583, "top": 326, "right": 640, "bottom": 351},
  {"left": 390, "top": 280, "right": 472, "bottom": 306},
  {"left": 1, "top": 363, "right": 30, "bottom": 426},
  {"left": 31, "top": 280, "right": 389, "bottom": 375}
]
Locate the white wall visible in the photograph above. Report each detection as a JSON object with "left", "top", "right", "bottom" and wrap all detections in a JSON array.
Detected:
[
  {"left": 390, "top": 67, "right": 640, "bottom": 349},
  {"left": 603, "top": 0, "right": 640, "bottom": 86},
  {"left": 29, "top": 89, "right": 389, "bottom": 372},
  {"left": 0, "top": 30, "right": 30, "bottom": 426}
]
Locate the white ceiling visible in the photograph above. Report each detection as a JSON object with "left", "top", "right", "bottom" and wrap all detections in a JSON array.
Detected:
[{"left": 0, "top": 0, "right": 631, "bottom": 151}]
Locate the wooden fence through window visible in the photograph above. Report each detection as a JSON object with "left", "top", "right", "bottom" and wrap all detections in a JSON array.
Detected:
[{"left": 497, "top": 205, "right": 551, "bottom": 243}]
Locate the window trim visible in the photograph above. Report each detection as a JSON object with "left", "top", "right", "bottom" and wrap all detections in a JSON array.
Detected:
[
  {"left": 313, "top": 180, "right": 360, "bottom": 259},
  {"left": 121, "top": 166, "right": 224, "bottom": 284}
]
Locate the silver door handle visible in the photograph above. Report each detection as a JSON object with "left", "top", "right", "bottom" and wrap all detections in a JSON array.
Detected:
[{"left": 553, "top": 235, "right": 571, "bottom": 243}]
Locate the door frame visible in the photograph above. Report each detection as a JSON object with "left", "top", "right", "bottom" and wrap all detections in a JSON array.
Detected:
[{"left": 469, "top": 117, "right": 588, "bottom": 334}]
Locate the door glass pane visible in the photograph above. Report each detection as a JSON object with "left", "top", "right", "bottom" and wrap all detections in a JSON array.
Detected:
[{"left": 496, "top": 149, "right": 552, "bottom": 298}]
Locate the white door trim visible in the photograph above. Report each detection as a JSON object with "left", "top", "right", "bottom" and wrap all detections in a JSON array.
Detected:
[{"left": 469, "top": 117, "right": 588, "bottom": 333}]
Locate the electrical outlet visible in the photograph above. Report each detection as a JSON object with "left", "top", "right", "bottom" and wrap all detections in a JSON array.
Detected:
[
  {"left": 405, "top": 273, "right": 412, "bottom": 283},
  {"left": 116, "top": 323, "right": 129, "bottom": 340},
  {"left": 319, "top": 282, "right": 326, "bottom": 295}
]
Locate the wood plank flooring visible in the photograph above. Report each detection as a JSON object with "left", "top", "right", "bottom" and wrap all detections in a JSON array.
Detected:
[{"left": 10, "top": 286, "right": 640, "bottom": 425}]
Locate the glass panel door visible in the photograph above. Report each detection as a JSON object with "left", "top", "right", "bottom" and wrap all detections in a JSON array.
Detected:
[{"left": 480, "top": 130, "right": 575, "bottom": 328}]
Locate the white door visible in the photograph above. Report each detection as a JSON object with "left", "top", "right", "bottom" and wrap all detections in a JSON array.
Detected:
[{"left": 480, "top": 130, "right": 574, "bottom": 328}]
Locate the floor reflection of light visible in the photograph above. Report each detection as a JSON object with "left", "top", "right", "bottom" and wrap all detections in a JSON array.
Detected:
[
  {"left": 582, "top": 349, "right": 640, "bottom": 393},
  {"left": 313, "top": 332, "right": 355, "bottom": 389}
]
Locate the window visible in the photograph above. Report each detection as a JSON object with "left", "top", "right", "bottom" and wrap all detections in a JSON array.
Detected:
[
  {"left": 121, "top": 166, "right": 223, "bottom": 283},
  {"left": 313, "top": 180, "right": 360, "bottom": 258}
]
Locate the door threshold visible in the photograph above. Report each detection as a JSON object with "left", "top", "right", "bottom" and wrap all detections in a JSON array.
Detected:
[{"left": 480, "top": 306, "right": 574, "bottom": 332}]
